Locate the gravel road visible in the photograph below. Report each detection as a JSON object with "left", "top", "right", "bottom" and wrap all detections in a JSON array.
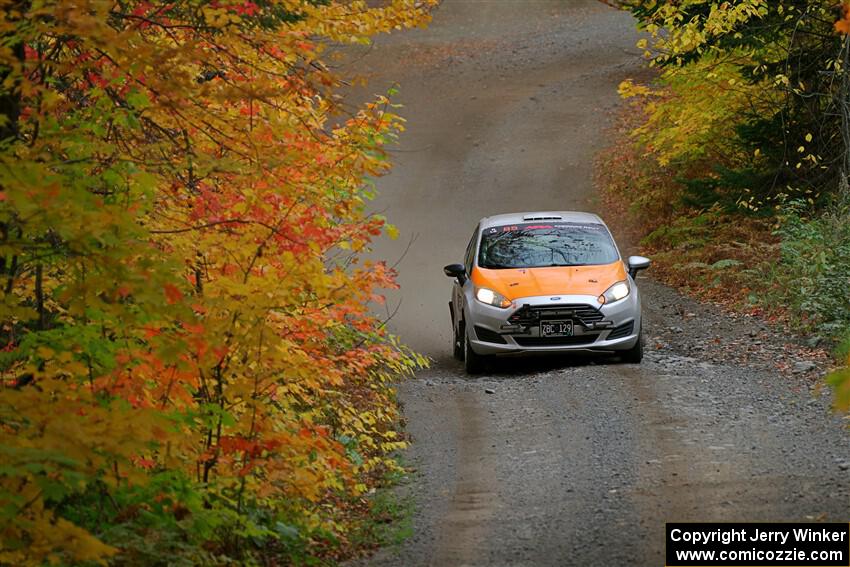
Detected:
[{"left": 343, "top": 1, "right": 850, "bottom": 565}]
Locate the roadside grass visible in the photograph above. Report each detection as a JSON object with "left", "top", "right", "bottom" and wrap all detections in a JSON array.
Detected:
[
  {"left": 353, "top": 484, "right": 415, "bottom": 550},
  {"left": 236, "top": 451, "right": 415, "bottom": 565},
  {"left": 331, "top": 455, "right": 416, "bottom": 564}
]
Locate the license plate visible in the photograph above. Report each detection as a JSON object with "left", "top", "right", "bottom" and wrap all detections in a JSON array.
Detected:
[{"left": 540, "top": 320, "right": 573, "bottom": 337}]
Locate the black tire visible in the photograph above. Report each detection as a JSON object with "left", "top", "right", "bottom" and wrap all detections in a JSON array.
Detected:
[
  {"left": 453, "top": 321, "right": 464, "bottom": 361},
  {"left": 620, "top": 327, "right": 643, "bottom": 364},
  {"left": 463, "top": 332, "right": 487, "bottom": 374}
]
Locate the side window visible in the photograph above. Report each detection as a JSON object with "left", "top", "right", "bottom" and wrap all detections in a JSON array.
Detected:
[{"left": 463, "top": 226, "right": 479, "bottom": 274}]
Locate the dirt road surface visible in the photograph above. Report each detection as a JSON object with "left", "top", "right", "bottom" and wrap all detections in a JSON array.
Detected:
[{"left": 342, "top": 1, "right": 850, "bottom": 565}]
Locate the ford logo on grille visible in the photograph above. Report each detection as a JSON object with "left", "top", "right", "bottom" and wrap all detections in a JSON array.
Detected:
[{"left": 550, "top": 297, "right": 561, "bottom": 301}]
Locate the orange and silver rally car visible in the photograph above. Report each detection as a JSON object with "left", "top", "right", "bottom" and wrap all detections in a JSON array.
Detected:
[{"left": 444, "top": 212, "right": 651, "bottom": 373}]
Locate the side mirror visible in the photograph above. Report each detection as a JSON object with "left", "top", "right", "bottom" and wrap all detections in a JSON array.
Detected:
[
  {"left": 443, "top": 263, "right": 467, "bottom": 283},
  {"left": 627, "top": 255, "right": 651, "bottom": 279}
]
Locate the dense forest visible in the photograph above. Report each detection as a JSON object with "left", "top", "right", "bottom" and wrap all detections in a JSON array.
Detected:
[
  {"left": 601, "top": 0, "right": 850, "bottom": 405},
  {"left": 0, "top": 1, "right": 433, "bottom": 564}
]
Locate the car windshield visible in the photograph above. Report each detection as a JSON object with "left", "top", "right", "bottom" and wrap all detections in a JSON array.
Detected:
[{"left": 478, "top": 222, "right": 619, "bottom": 269}]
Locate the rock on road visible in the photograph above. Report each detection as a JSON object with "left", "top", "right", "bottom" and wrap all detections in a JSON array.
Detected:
[{"left": 343, "top": 1, "right": 850, "bottom": 565}]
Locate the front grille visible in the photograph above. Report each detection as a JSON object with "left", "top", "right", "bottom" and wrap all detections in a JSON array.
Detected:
[
  {"left": 474, "top": 325, "right": 507, "bottom": 344},
  {"left": 514, "top": 334, "right": 599, "bottom": 347},
  {"left": 508, "top": 304, "right": 604, "bottom": 328},
  {"left": 607, "top": 321, "right": 634, "bottom": 340}
]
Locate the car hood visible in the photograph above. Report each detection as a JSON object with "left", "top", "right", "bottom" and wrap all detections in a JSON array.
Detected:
[{"left": 471, "top": 262, "right": 627, "bottom": 301}]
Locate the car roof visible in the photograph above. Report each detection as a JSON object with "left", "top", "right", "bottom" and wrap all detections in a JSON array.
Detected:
[{"left": 478, "top": 211, "right": 607, "bottom": 230}]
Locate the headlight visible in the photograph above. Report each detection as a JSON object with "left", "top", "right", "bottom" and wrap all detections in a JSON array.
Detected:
[
  {"left": 475, "top": 287, "right": 512, "bottom": 309},
  {"left": 599, "top": 280, "right": 630, "bottom": 305}
]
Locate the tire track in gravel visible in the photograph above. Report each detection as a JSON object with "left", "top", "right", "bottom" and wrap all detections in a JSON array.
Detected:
[{"left": 431, "top": 391, "right": 500, "bottom": 566}]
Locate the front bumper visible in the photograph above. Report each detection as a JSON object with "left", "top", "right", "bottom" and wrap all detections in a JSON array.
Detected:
[{"left": 465, "top": 292, "right": 641, "bottom": 356}]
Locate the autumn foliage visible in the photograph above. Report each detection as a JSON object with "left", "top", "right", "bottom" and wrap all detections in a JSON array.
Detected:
[
  {"left": 0, "top": 0, "right": 433, "bottom": 563},
  {"left": 837, "top": 3, "right": 850, "bottom": 35},
  {"left": 610, "top": 1, "right": 850, "bottom": 409}
]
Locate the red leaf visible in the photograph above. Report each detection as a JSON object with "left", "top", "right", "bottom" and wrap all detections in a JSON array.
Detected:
[{"left": 163, "top": 283, "right": 183, "bottom": 304}]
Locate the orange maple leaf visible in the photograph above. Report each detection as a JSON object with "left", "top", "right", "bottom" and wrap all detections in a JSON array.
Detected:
[{"left": 836, "top": 3, "right": 850, "bottom": 34}]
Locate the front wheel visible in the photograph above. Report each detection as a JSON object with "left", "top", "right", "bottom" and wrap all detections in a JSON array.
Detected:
[
  {"left": 620, "top": 327, "right": 643, "bottom": 364},
  {"left": 463, "top": 333, "right": 488, "bottom": 374}
]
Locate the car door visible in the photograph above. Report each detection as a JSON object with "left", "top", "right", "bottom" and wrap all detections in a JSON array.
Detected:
[{"left": 453, "top": 225, "right": 479, "bottom": 333}]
